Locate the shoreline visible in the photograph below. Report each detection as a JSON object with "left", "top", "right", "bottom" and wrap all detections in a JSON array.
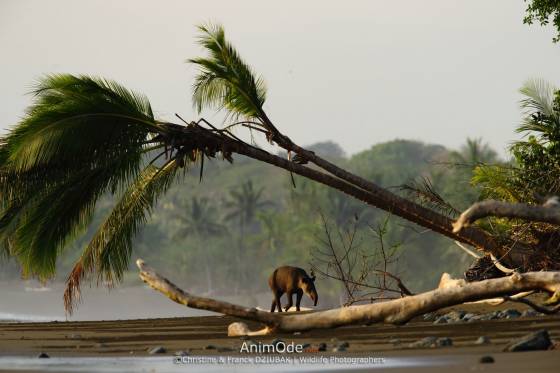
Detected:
[
  {"left": 1, "top": 313, "right": 559, "bottom": 354},
  {"left": 1, "top": 313, "right": 559, "bottom": 371}
]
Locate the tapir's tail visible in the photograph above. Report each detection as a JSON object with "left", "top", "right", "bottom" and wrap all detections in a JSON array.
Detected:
[{"left": 269, "top": 268, "right": 279, "bottom": 290}]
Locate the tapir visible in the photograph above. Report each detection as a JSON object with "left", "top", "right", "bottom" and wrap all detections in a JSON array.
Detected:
[{"left": 268, "top": 266, "right": 318, "bottom": 312}]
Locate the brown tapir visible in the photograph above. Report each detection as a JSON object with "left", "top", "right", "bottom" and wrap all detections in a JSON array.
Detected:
[{"left": 268, "top": 266, "right": 318, "bottom": 312}]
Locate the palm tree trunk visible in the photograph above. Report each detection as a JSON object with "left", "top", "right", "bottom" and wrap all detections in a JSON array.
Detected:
[
  {"left": 204, "top": 259, "right": 213, "bottom": 294},
  {"left": 169, "top": 123, "right": 528, "bottom": 268},
  {"left": 200, "top": 238, "right": 213, "bottom": 294},
  {"left": 231, "top": 142, "right": 529, "bottom": 267},
  {"left": 234, "top": 215, "right": 245, "bottom": 295}
]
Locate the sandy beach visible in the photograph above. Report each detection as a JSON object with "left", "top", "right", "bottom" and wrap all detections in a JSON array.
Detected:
[{"left": 1, "top": 299, "right": 559, "bottom": 372}]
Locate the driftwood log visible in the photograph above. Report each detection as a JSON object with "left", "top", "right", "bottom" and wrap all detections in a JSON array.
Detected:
[{"left": 137, "top": 259, "right": 560, "bottom": 336}]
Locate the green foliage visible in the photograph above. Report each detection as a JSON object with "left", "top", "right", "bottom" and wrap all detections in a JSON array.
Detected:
[
  {"left": 349, "top": 140, "right": 448, "bottom": 184},
  {"left": 472, "top": 164, "right": 521, "bottom": 202},
  {"left": 65, "top": 161, "right": 179, "bottom": 308},
  {"left": 438, "top": 138, "right": 499, "bottom": 209},
  {"left": 470, "top": 80, "right": 560, "bottom": 252},
  {"left": 474, "top": 80, "right": 560, "bottom": 203},
  {"left": 173, "top": 196, "right": 226, "bottom": 238},
  {"left": 224, "top": 180, "right": 271, "bottom": 226},
  {"left": 524, "top": 0, "right": 560, "bottom": 43},
  {"left": 512, "top": 81, "right": 560, "bottom": 199},
  {"left": 451, "top": 138, "right": 499, "bottom": 166},
  {"left": 0, "top": 75, "right": 158, "bottom": 282}
]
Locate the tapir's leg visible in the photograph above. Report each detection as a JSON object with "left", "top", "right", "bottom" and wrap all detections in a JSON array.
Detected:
[
  {"left": 274, "top": 291, "right": 283, "bottom": 312},
  {"left": 284, "top": 291, "right": 294, "bottom": 312},
  {"left": 295, "top": 289, "right": 303, "bottom": 311},
  {"left": 270, "top": 299, "right": 277, "bottom": 312}
]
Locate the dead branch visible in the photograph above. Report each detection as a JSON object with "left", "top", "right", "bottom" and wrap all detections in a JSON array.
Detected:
[
  {"left": 137, "top": 259, "right": 276, "bottom": 329},
  {"left": 311, "top": 215, "right": 410, "bottom": 305},
  {"left": 137, "top": 259, "right": 560, "bottom": 336},
  {"left": 502, "top": 295, "right": 560, "bottom": 314},
  {"left": 454, "top": 240, "right": 482, "bottom": 259},
  {"left": 490, "top": 253, "right": 516, "bottom": 274},
  {"left": 438, "top": 272, "right": 532, "bottom": 306},
  {"left": 453, "top": 197, "right": 560, "bottom": 233},
  {"left": 311, "top": 267, "right": 403, "bottom": 295}
]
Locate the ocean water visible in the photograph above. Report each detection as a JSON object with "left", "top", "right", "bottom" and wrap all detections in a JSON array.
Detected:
[
  {"left": 0, "top": 282, "right": 263, "bottom": 321},
  {"left": 0, "top": 312, "right": 65, "bottom": 323},
  {"left": 0, "top": 355, "right": 456, "bottom": 373}
]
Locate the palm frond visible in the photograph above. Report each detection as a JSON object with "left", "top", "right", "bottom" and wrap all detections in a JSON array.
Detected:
[
  {"left": 471, "top": 164, "right": 521, "bottom": 202},
  {"left": 64, "top": 161, "right": 178, "bottom": 313},
  {"left": 519, "top": 79, "right": 557, "bottom": 118},
  {"left": 0, "top": 74, "right": 160, "bottom": 280},
  {"left": 518, "top": 79, "right": 560, "bottom": 136},
  {"left": 400, "top": 177, "right": 459, "bottom": 217},
  {"left": 188, "top": 23, "right": 268, "bottom": 125},
  {"left": 6, "top": 74, "right": 157, "bottom": 172}
]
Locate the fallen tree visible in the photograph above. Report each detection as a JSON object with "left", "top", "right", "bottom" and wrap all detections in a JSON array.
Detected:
[{"left": 137, "top": 259, "right": 560, "bottom": 336}]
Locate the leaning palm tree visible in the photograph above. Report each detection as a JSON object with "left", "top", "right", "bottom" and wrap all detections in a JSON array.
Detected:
[{"left": 0, "top": 23, "right": 534, "bottom": 313}]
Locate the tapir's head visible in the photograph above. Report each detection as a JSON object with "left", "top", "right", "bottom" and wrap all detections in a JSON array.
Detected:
[{"left": 301, "top": 270, "right": 318, "bottom": 306}]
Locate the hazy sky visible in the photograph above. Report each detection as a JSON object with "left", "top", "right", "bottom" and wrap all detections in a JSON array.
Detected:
[{"left": 1, "top": 0, "right": 559, "bottom": 157}]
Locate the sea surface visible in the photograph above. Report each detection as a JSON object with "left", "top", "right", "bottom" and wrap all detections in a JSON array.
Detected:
[
  {"left": 0, "top": 312, "right": 65, "bottom": 323},
  {"left": 0, "top": 281, "right": 274, "bottom": 322}
]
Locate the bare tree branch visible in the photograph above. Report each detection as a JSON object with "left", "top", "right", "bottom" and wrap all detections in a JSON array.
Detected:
[
  {"left": 502, "top": 295, "right": 560, "bottom": 314},
  {"left": 453, "top": 198, "right": 560, "bottom": 232},
  {"left": 311, "top": 215, "right": 411, "bottom": 305},
  {"left": 454, "top": 240, "right": 482, "bottom": 259}
]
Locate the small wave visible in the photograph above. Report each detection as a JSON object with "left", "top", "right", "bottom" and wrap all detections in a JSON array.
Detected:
[
  {"left": 23, "top": 286, "right": 52, "bottom": 292},
  {"left": 0, "top": 312, "right": 64, "bottom": 323}
]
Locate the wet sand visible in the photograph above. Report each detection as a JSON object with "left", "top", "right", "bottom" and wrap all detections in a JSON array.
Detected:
[{"left": 0, "top": 302, "right": 559, "bottom": 372}]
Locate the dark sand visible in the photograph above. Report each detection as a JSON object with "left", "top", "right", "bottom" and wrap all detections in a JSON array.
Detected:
[{"left": 0, "top": 302, "right": 559, "bottom": 372}]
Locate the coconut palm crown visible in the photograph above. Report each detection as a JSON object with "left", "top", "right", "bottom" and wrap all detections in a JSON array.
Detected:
[
  {"left": 0, "top": 23, "right": 282, "bottom": 313},
  {"left": 0, "top": 75, "right": 181, "bottom": 312}
]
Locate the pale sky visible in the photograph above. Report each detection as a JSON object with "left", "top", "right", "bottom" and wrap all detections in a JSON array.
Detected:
[{"left": 1, "top": 0, "right": 559, "bottom": 157}]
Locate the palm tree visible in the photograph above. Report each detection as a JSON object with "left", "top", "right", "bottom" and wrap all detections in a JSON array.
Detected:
[
  {"left": 224, "top": 180, "right": 269, "bottom": 234},
  {"left": 187, "top": 24, "right": 499, "bottom": 254},
  {"left": 473, "top": 80, "right": 560, "bottom": 203},
  {"left": 0, "top": 23, "right": 525, "bottom": 313},
  {"left": 173, "top": 196, "right": 225, "bottom": 293},
  {"left": 224, "top": 180, "right": 270, "bottom": 292},
  {"left": 453, "top": 138, "right": 498, "bottom": 166},
  {"left": 174, "top": 196, "right": 225, "bottom": 238}
]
